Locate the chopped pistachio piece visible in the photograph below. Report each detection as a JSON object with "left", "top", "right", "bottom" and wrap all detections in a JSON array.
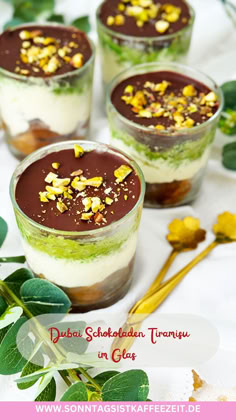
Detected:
[
  {"left": 114, "top": 165, "right": 132, "bottom": 183},
  {"left": 124, "top": 195, "right": 128, "bottom": 201},
  {"left": 52, "top": 162, "right": 60, "bottom": 170},
  {"left": 52, "top": 178, "right": 71, "bottom": 187},
  {"left": 19, "top": 30, "right": 31, "bottom": 40},
  {"left": 205, "top": 91, "right": 217, "bottom": 102},
  {"left": 81, "top": 212, "right": 94, "bottom": 221},
  {"left": 47, "top": 193, "right": 56, "bottom": 201},
  {"left": 63, "top": 192, "right": 73, "bottom": 199},
  {"left": 46, "top": 185, "right": 64, "bottom": 195},
  {"left": 115, "top": 14, "right": 125, "bottom": 25},
  {"left": 71, "top": 169, "right": 83, "bottom": 176},
  {"left": 91, "top": 197, "right": 102, "bottom": 213},
  {"left": 70, "top": 53, "right": 83, "bottom": 69},
  {"left": 82, "top": 197, "right": 92, "bottom": 212},
  {"left": 107, "top": 16, "right": 115, "bottom": 25},
  {"left": 44, "top": 172, "right": 58, "bottom": 183},
  {"left": 71, "top": 178, "right": 86, "bottom": 192},
  {"left": 85, "top": 177, "right": 103, "bottom": 188},
  {"left": 74, "top": 144, "right": 84, "bottom": 158},
  {"left": 183, "top": 85, "right": 197, "bottom": 97},
  {"left": 39, "top": 192, "right": 49, "bottom": 202},
  {"left": 155, "top": 20, "right": 170, "bottom": 33},
  {"left": 156, "top": 124, "right": 165, "bottom": 131},
  {"left": 56, "top": 202, "right": 68, "bottom": 213},
  {"left": 105, "top": 197, "right": 113, "bottom": 205}
]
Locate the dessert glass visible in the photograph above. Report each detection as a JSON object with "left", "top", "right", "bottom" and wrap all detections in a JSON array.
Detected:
[
  {"left": 0, "top": 24, "right": 95, "bottom": 160},
  {"left": 10, "top": 140, "right": 145, "bottom": 312},
  {"left": 106, "top": 62, "right": 224, "bottom": 208},
  {"left": 96, "top": 2, "right": 195, "bottom": 85}
]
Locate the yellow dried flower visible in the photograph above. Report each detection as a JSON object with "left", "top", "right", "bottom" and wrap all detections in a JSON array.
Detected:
[
  {"left": 213, "top": 212, "right": 236, "bottom": 242},
  {"left": 167, "top": 217, "right": 206, "bottom": 251}
]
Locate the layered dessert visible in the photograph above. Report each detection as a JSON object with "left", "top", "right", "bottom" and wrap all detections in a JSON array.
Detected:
[
  {"left": 11, "top": 141, "right": 145, "bottom": 311},
  {"left": 0, "top": 24, "right": 95, "bottom": 159},
  {"left": 107, "top": 63, "right": 223, "bottom": 208},
  {"left": 97, "top": 0, "right": 194, "bottom": 84}
]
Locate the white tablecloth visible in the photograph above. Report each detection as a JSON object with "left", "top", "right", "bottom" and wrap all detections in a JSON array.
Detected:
[{"left": 0, "top": 0, "right": 236, "bottom": 401}]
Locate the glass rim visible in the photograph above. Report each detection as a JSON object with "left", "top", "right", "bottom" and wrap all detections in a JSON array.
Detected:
[
  {"left": 106, "top": 61, "right": 224, "bottom": 136},
  {"left": 96, "top": 0, "right": 195, "bottom": 43},
  {"left": 10, "top": 140, "right": 146, "bottom": 237},
  {"left": 0, "top": 22, "right": 95, "bottom": 83}
]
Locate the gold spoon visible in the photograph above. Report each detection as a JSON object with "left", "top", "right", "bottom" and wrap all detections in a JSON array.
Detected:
[
  {"left": 130, "top": 216, "right": 206, "bottom": 315},
  {"left": 111, "top": 212, "right": 236, "bottom": 355}
]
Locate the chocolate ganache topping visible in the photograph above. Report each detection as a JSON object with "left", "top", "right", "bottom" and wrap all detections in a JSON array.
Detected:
[
  {"left": 111, "top": 71, "right": 219, "bottom": 132},
  {"left": 15, "top": 145, "right": 141, "bottom": 232},
  {"left": 0, "top": 25, "right": 92, "bottom": 78}
]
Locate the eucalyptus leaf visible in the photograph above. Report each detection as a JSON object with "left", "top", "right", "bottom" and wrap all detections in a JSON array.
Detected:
[
  {"left": 35, "top": 376, "right": 56, "bottom": 401},
  {"left": 20, "top": 278, "right": 71, "bottom": 315},
  {"left": 12, "top": 0, "right": 55, "bottom": 22},
  {"left": 0, "top": 317, "right": 33, "bottom": 375},
  {"left": 0, "top": 306, "right": 23, "bottom": 329},
  {"left": 71, "top": 16, "right": 91, "bottom": 33},
  {"left": 3, "top": 17, "right": 25, "bottom": 30},
  {"left": 222, "top": 141, "right": 236, "bottom": 170},
  {"left": 34, "top": 371, "right": 55, "bottom": 400},
  {"left": 101, "top": 370, "right": 149, "bottom": 402},
  {"left": 0, "top": 296, "right": 8, "bottom": 316},
  {"left": 0, "top": 217, "right": 8, "bottom": 248},
  {"left": 221, "top": 81, "right": 236, "bottom": 109},
  {"left": 60, "top": 381, "right": 88, "bottom": 402},
  {"left": 0, "top": 256, "right": 26, "bottom": 264},
  {"left": 18, "top": 353, "right": 45, "bottom": 390},
  {"left": 93, "top": 371, "right": 120, "bottom": 387},
  {"left": 47, "top": 14, "right": 64, "bottom": 23},
  {"left": 0, "top": 325, "right": 11, "bottom": 345},
  {"left": 15, "top": 363, "right": 78, "bottom": 384},
  {"left": 4, "top": 268, "right": 34, "bottom": 298}
]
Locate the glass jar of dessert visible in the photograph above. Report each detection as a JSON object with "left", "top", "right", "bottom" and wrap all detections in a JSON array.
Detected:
[
  {"left": 96, "top": 0, "right": 195, "bottom": 85},
  {"left": 0, "top": 24, "right": 95, "bottom": 159},
  {"left": 106, "top": 62, "right": 223, "bottom": 208},
  {"left": 10, "top": 141, "right": 145, "bottom": 312}
]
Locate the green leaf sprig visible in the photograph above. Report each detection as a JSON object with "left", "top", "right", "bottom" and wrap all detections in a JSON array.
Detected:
[
  {"left": 0, "top": 216, "right": 150, "bottom": 402},
  {"left": 3, "top": 0, "right": 91, "bottom": 33}
]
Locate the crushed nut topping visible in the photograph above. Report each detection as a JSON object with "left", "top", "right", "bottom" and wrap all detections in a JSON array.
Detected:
[
  {"left": 52, "top": 162, "right": 60, "bottom": 170},
  {"left": 105, "top": 0, "right": 187, "bottom": 31},
  {"left": 121, "top": 79, "right": 219, "bottom": 131},
  {"left": 114, "top": 165, "right": 133, "bottom": 183},
  {"left": 16, "top": 29, "right": 85, "bottom": 76},
  {"left": 74, "top": 144, "right": 85, "bottom": 158},
  {"left": 37, "top": 145, "right": 136, "bottom": 226}
]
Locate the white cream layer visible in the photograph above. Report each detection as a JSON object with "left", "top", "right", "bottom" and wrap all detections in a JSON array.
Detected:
[
  {"left": 111, "top": 137, "right": 210, "bottom": 183},
  {"left": 0, "top": 79, "right": 91, "bottom": 136},
  {"left": 22, "top": 232, "right": 138, "bottom": 288},
  {"left": 99, "top": 47, "right": 125, "bottom": 85}
]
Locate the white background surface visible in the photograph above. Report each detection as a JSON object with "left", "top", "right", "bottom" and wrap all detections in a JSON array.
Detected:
[{"left": 0, "top": 0, "right": 236, "bottom": 401}]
